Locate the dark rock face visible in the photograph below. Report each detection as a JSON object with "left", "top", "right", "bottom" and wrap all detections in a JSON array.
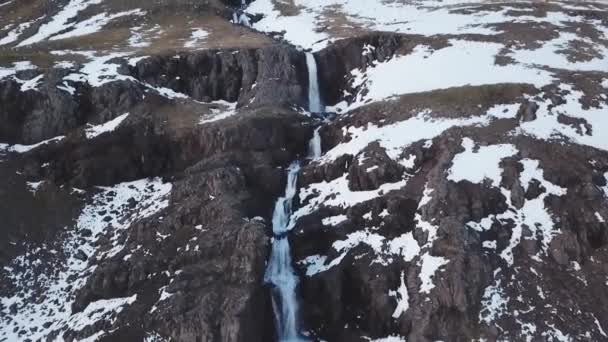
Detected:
[
  {"left": 0, "top": 69, "right": 143, "bottom": 144},
  {"left": 315, "top": 33, "right": 403, "bottom": 107},
  {"left": 0, "top": 41, "right": 313, "bottom": 341},
  {"left": 0, "top": 45, "right": 308, "bottom": 146},
  {"left": 128, "top": 46, "right": 308, "bottom": 109},
  {"left": 347, "top": 142, "right": 405, "bottom": 191}
]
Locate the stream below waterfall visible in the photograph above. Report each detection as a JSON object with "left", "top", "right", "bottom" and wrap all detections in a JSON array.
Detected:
[{"left": 264, "top": 52, "right": 323, "bottom": 341}]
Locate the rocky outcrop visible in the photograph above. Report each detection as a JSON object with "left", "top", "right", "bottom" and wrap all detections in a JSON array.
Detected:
[
  {"left": 289, "top": 82, "right": 608, "bottom": 341},
  {"left": 0, "top": 48, "right": 314, "bottom": 341},
  {"left": 0, "top": 44, "right": 308, "bottom": 145},
  {"left": 128, "top": 45, "right": 309, "bottom": 109},
  {"left": 315, "top": 34, "right": 449, "bottom": 108}
]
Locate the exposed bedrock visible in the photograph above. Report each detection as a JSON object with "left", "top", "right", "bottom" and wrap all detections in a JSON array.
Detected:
[
  {"left": 315, "top": 33, "right": 449, "bottom": 108},
  {"left": 1, "top": 100, "right": 314, "bottom": 341},
  {"left": 289, "top": 81, "right": 608, "bottom": 341},
  {"left": 0, "top": 50, "right": 314, "bottom": 341},
  {"left": 0, "top": 44, "right": 309, "bottom": 145},
  {"left": 128, "top": 45, "right": 309, "bottom": 108}
]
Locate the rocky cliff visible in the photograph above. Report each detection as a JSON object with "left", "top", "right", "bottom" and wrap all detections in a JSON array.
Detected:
[{"left": 1, "top": 0, "right": 608, "bottom": 342}]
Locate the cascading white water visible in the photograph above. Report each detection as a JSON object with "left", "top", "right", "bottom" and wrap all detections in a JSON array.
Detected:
[
  {"left": 265, "top": 51, "right": 324, "bottom": 342},
  {"left": 238, "top": 13, "right": 251, "bottom": 27},
  {"left": 307, "top": 127, "right": 322, "bottom": 160},
  {"left": 305, "top": 52, "right": 322, "bottom": 113},
  {"left": 264, "top": 162, "right": 303, "bottom": 341}
]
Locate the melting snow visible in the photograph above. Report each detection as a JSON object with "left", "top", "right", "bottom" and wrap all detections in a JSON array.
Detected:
[
  {"left": 508, "top": 32, "right": 608, "bottom": 72},
  {"left": 247, "top": 0, "right": 582, "bottom": 51},
  {"left": 488, "top": 103, "right": 521, "bottom": 119},
  {"left": 0, "top": 19, "right": 38, "bottom": 46},
  {"left": 291, "top": 174, "right": 408, "bottom": 231},
  {"left": 67, "top": 295, "right": 137, "bottom": 331},
  {"left": 26, "top": 181, "right": 45, "bottom": 194},
  {"left": 365, "top": 336, "right": 407, "bottom": 342},
  {"left": 64, "top": 52, "right": 134, "bottom": 87},
  {"left": 17, "top": 74, "right": 44, "bottom": 92},
  {"left": 301, "top": 229, "right": 420, "bottom": 276}
]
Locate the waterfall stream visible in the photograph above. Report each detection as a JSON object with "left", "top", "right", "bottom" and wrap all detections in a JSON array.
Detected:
[
  {"left": 264, "top": 51, "right": 324, "bottom": 342},
  {"left": 307, "top": 128, "right": 322, "bottom": 160},
  {"left": 305, "top": 52, "right": 322, "bottom": 114},
  {"left": 264, "top": 162, "right": 303, "bottom": 341}
]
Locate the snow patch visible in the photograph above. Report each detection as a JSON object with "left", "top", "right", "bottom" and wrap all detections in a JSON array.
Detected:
[
  {"left": 322, "top": 110, "right": 489, "bottom": 163},
  {"left": 199, "top": 101, "right": 238, "bottom": 124},
  {"left": 322, "top": 215, "right": 348, "bottom": 226},
  {"left": 18, "top": 0, "right": 104, "bottom": 46},
  {"left": 331, "top": 40, "right": 553, "bottom": 112},
  {"left": 418, "top": 252, "right": 449, "bottom": 294},
  {"left": 184, "top": 28, "right": 209, "bottom": 48},
  {"left": 0, "top": 61, "right": 36, "bottom": 80},
  {"left": 50, "top": 9, "right": 145, "bottom": 41},
  {"left": 2, "top": 135, "right": 65, "bottom": 153},
  {"left": 0, "top": 19, "right": 38, "bottom": 46},
  {"left": 389, "top": 272, "right": 409, "bottom": 318},
  {"left": 85, "top": 113, "right": 129, "bottom": 139},
  {"left": 448, "top": 138, "right": 518, "bottom": 187},
  {"left": 520, "top": 85, "right": 608, "bottom": 151},
  {"left": 480, "top": 278, "right": 508, "bottom": 324}
]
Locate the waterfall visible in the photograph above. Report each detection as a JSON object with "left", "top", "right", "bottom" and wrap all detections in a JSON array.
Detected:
[
  {"left": 264, "top": 162, "right": 304, "bottom": 341},
  {"left": 238, "top": 13, "right": 251, "bottom": 27},
  {"left": 307, "top": 127, "right": 322, "bottom": 160},
  {"left": 305, "top": 52, "right": 322, "bottom": 113},
  {"left": 265, "top": 48, "right": 324, "bottom": 342}
]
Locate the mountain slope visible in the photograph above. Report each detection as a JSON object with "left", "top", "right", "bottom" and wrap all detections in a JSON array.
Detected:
[{"left": 0, "top": 0, "right": 607, "bottom": 341}]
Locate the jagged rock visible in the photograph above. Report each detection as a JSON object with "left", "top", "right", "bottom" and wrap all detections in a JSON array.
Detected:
[
  {"left": 128, "top": 46, "right": 308, "bottom": 108},
  {"left": 347, "top": 143, "right": 405, "bottom": 191},
  {"left": 518, "top": 100, "right": 539, "bottom": 122}
]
